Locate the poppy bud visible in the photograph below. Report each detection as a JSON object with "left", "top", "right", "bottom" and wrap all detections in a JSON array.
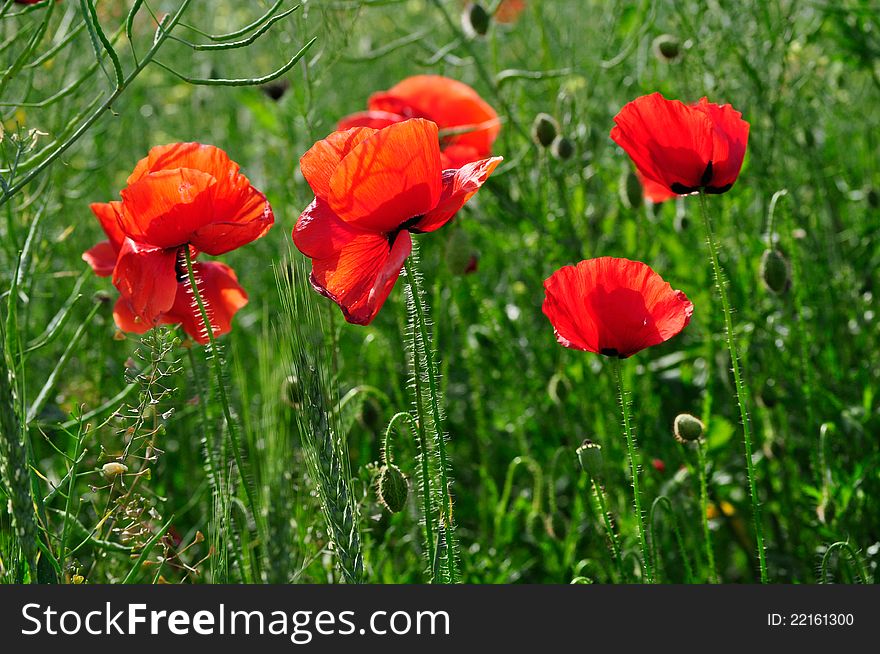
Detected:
[
  {"left": 531, "top": 113, "right": 559, "bottom": 148},
  {"left": 576, "top": 439, "right": 603, "bottom": 478},
  {"left": 760, "top": 248, "right": 791, "bottom": 294},
  {"left": 377, "top": 464, "right": 408, "bottom": 513},
  {"left": 866, "top": 187, "right": 879, "bottom": 209},
  {"left": 462, "top": 2, "right": 491, "bottom": 36},
  {"left": 620, "top": 169, "right": 644, "bottom": 210},
  {"left": 551, "top": 135, "right": 575, "bottom": 160},
  {"left": 102, "top": 462, "right": 128, "bottom": 478},
  {"left": 652, "top": 34, "right": 682, "bottom": 62},
  {"left": 673, "top": 413, "right": 705, "bottom": 443}
]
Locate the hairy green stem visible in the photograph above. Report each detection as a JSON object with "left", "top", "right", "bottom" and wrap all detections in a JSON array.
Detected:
[
  {"left": 698, "top": 192, "right": 768, "bottom": 583},
  {"left": 590, "top": 477, "right": 625, "bottom": 581},
  {"left": 404, "top": 255, "right": 457, "bottom": 583},
  {"left": 613, "top": 357, "right": 653, "bottom": 583},
  {"left": 696, "top": 440, "right": 718, "bottom": 583}
]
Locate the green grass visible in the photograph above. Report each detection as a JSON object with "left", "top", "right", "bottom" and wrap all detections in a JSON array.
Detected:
[{"left": 0, "top": 0, "right": 878, "bottom": 584}]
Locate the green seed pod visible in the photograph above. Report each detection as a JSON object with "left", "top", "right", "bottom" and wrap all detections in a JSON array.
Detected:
[
  {"left": 652, "top": 34, "right": 682, "bottom": 62},
  {"left": 620, "top": 168, "right": 644, "bottom": 210},
  {"left": 576, "top": 439, "right": 603, "bottom": 478},
  {"left": 462, "top": 2, "right": 490, "bottom": 36},
  {"left": 760, "top": 248, "right": 791, "bottom": 294},
  {"left": 551, "top": 135, "right": 575, "bottom": 160},
  {"left": 377, "top": 464, "right": 408, "bottom": 513},
  {"left": 531, "top": 113, "right": 559, "bottom": 148},
  {"left": 673, "top": 413, "right": 705, "bottom": 443}
]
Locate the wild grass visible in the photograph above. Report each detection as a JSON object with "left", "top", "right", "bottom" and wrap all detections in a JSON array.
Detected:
[{"left": 0, "top": 1, "right": 878, "bottom": 584}]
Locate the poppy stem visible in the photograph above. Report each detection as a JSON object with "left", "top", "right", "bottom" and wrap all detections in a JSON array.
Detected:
[
  {"left": 696, "top": 439, "right": 718, "bottom": 583},
  {"left": 698, "top": 192, "right": 768, "bottom": 583},
  {"left": 403, "top": 252, "right": 458, "bottom": 584},
  {"left": 182, "top": 247, "right": 263, "bottom": 582},
  {"left": 613, "top": 357, "right": 653, "bottom": 583}
]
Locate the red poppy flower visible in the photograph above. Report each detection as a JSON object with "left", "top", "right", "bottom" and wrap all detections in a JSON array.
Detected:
[
  {"left": 294, "top": 119, "right": 501, "bottom": 325},
  {"left": 83, "top": 202, "right": 248, "bottom": 344},
  {"left": 337, "top": 76, "right": 500, "bottom": 169},
  {"left": 637, "top": 169, "right": 677, "bottom": 204},
  {"left": 542, "top": 257, "right": 693, "bottom": 358},
  {"left": 610, "top": 93, "right": 749, "bottom": 196},
  {"left": 494, "top": 0, "right": 526, "bottom": 23}
]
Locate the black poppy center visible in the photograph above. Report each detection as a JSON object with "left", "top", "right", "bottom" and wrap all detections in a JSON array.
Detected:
[
  {"left": 669, "top": 160, "right": 732, "bottom": 195},
  {"left": 386, "top": 214, "right": 425, "bottom": 247}
]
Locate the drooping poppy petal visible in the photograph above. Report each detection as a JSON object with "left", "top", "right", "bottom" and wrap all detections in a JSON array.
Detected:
[
  {"left": 82, "top": 241, "right": 118, "bottom": 277},
  {"left": 118, "top": 168, "right": 217, "bottom": 248},
  {"left": 294, "top": 199, "right": 412, "bottom": 325},
  {"left": 188, "top": 181, "right": 274, "bottom": 256},
  {"left": 368, "top": 76, "right": 500, "bottom": 163},
  {"left": 127, "top": 142, "right": 236, "bottom": 186},
  {"left": 89, "top": 201, "right": 126, "bottom": 250},
  {"left": 327, "top": 119, "right": 442, "bottom": 232},
  {"left": 112, "top": 239, "right": 179, "bottom": 324},
  {"left": 610, "top": 92, "right": 749, "bottom": 196},
  {"left": 337, "top": 110, "right": 405, "bottom": 132},
  {"left": 415, "top": 156, "right": 502, "bottom": 233},
  {"left": 112, "top": 297, "right": 152, "bottom": 335},
  {"left": 439, "top": 144, "right": 483, "bottom": 170},
  {"left": 542, "top": 257, "right": 693, "bottom": 358},
  {"left": 636, "top": 170, "right": 677, "bottom": 204},
  {"left": 300, "top": 127, "right": 377, "bottom": 201},
  {"left": 164, "top": 261, "right": 248, "bottom": 344}
]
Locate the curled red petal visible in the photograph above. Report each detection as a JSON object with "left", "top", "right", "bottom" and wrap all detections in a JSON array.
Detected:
[
  {"left": 294, "top": 199, "right": 411, "bottom": 325},
  {"left": 636, "top": 169, "right": 678, "bottom": 204},
  {"left": 337, "top": 111, "right": 405, "bottom": 132},
  {"left": 112, "top": 297, "right": 152, "bottom": 335},
  {"left": 693, "top": 98, "right": 750, "bottom": 191},
  {"left": 189, "top": 183, "right": 274, "bottom": 256},
  {"left": 300, "top": 127, "right": 377, "bottom": 201},
  {"left": 89, "top": 201, "right": 126, "bottom": 251},
  {"left": 127, "top": 142, "right": 236, "bottom": 186},
  {"left": 415, "top": 156, "right": 502, "bottom": 233},
  {"left": 542, "top": 257, "right": 693, "bottom": 358},
  {"left": 327, "top": 118, "right": 441, "bottom": 232},
  {"left": 82, "top": 241, "right": 118, "bottom": 277},
  {"left": 112, "top": 239, "right": 179, "bottom": 324},
  {"left": 611, "top": 92, "right": 714, "bottom": 193}
]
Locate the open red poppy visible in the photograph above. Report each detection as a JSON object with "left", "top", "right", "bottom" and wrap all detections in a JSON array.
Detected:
[
  {"left": 294, "top": 119, "right": 500, "bottom": 325},
  {"left": 611, "top": 93, "right": 749, "bottom": 196},
  {"left": 337, "top": 76, "right": 500, "bottom": 169},
  {"left": 83, "top": 202, "right": 248, "bottom": 344},
  {"left": 542, "top": 257, "right": 693, "bottom": 358}
]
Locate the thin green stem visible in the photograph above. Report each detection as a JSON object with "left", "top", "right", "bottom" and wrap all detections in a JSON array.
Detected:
[
  {"left": 696, "top": 440, "right": 718, "bottom": 583},
  {"left": 590, "top": 477, "right": 625, "bottom": 582},
  {"left": 182, "top": 248, "right": 262, "bottom": 581},
  {"left": 614, "top": 357, "right": 653, "bottom": 583},
  {"left": 698, "top": 192, "right": 768, "bottom": 583},
  {"left": 404, "top": 255, "right": 457, "bottom": 583}
]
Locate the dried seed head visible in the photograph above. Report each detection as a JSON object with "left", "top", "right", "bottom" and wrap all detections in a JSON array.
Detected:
[
  {"left": 462, "top": 2, "right": 491, "bottom": 36},
  {"left": 551, "top": 135, "right": 575, "bottom": 160},
  {"left": 760, "top": 248, "right": 791, "bottom": 294},
  {"left": 377, "top": 464, "right": 408, "bottom": 513},
  {"left": 531, "top": 113, "right": 559, "bottom": 148},
  {"left": 102, "top": 462, "right": 128, "bottom": 478},
  {"left": 620, "top": 168, "right": 644, "bottom": 210},
  {"left": 652, "top": 34, "right": 682, "bottom": 62},
  {"left": 576, "top": 439, "right": 603, "bottom": 478},
  {"left": 673, "top": 413, "right": 705, "bottom": 443}
]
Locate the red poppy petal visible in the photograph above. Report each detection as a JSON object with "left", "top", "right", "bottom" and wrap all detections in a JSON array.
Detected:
[
  {"left": 89, "top": 201, "right": 126, "bottom": 251},
  {"left": 637, "top": 170, "right": 678, "bottom": 204},
  {"left": 415, "top": 156, "right": 502, "bottom": 233},
  {"left": 164, "top": 261, "right": 248, "bottom": 344},
  {"left": 300, "top": 127, "right": 378, "bottom": 201},
  {"left": 112, "top": 297, "right": 152, "bottom": 335},
  {"left": 337, "top": 111, "right": 405, "bottom": 132},
  {"left": 439, "top": 144, "right": 483, "bottom": 169},
  {"left": 301, "top": 202, "right": 412, "bottom": 324},
  {"left": 369, "top": 76, "right": 500, "bottom": 157},
  {"left": 127, "top": 142, "right": 236, "bottom": 186},
  {"left": 694, "top": 98, "right": 749, "bottom": 190},
  {"left": 328, "top": 119, "right": 442, "bottom": 232},
  {"left": 611, "top": 93, "right": 713, "bottom": 192},
  {"left": 112, "top": 239, "right": 179, "bottom": 323},
  {"left": 543, "top": 257, "right": 692, "bottom": 358},
  {"left": 118, "top": 168, "right": 217, "bottom": 248},
  {"left": 495, "top": 0, "right": 526, "bottom": 23},
  {"left": 189, "top": 184, "right": 274, "bottom": 255},
  {"left": 82, "top": 241, "right": 118, "bottom": 277}
]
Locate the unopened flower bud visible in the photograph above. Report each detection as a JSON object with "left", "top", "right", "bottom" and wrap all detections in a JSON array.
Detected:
[
  {"left": 576, "top": 439, "right": 603, "bottom": 478},
  {"left": 531, "top": 113, "right": 559, "bottom": 148},
  {"left": 673, "top": 413, "right": 705, "bottom": 443},
  {"left": 620, "top": 169, "right": 644, "bottom": 210},
  {"left": 551, "top": 135, "right": 575, "bottom": 160},
  {"left": 102, "top": 462, "right": 128, "bottom": 478},
  {"left": 652, "top": 34, "right": 681, "bottom": 62},
  {"left": 760, "top": 248, "right": 791, "bottom": 294},
  {"left": 462, "top": 2, "right": 490, "bottom": 36},
  {"left": 377, "top": 464, "right": 408, "bottom": 513}
]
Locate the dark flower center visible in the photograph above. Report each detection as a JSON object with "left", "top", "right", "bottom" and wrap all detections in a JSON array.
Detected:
[
  {"left": 669, "top": 160, "right": 732, "bottom": 195},
  {"left": 386, "top": 214, "right": 425, "bottom": 247}
]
